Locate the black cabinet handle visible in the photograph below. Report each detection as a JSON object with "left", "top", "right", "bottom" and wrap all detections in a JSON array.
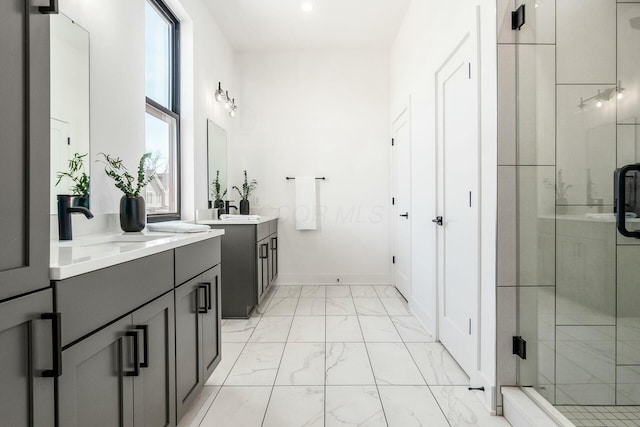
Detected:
[
  {"left": 617, "top": 164, "right": 640, "bottom": 238},
  {"left": 41, "top": 312, "right": 62, "bottom": 378},
  {"left": 134, "top": 325, "right": 149, "bottom": 368},
  {"left": 203, "top": 282, "right": 213, "bottom": 310},
  {"left": 259, "top": 243, "right": 268, "bottom": 259},
  {"left": 124, "top": 331, "right": 140, "bottom": 377},
  {"left": 38, "top": 0, "right": 59, "bottom": 14},
  {"left": 400, "top": 212, "right": 409, "bottom": 218},
  {"left": 271, "top": 237, "right": 277, "bottom": 250},
  {"left": 197, "top": 284, "right": 209, "bottom": 314}
]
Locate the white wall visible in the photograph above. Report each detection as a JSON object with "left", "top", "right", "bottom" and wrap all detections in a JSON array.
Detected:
[
  {"left": 231, "top": 50, "right": 392, "bottom": 284},
  {"left": 391, "top": 0, "right": 498, "bottom": 411},
  {"left": 57, "top": 0, "right": 235, "bottom": 218}
]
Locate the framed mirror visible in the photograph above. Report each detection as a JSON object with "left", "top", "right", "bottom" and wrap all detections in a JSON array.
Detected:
[
  {"left": 207, "top": 120, "right": 228, "bottom": 208},
  {"left": 50, "top": 13, "right": 91, "bottom": 213}
]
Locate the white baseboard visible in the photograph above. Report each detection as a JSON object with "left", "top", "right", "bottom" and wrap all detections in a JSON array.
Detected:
[
  {"left": 409, "top": 300, "right": 435, "bottom": 337},
  {"left": 277, "top": 274, "right": 391, "bottom": 285}
]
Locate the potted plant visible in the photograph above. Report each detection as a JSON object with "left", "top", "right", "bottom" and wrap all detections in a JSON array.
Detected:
[
  {"left": 210, "top": 170, "right": 227, "bottom": 211},
  {"left": 55, "top": 152, "right": 90, "bottom": 209},
  {"left": 233, "top": 170, "right": 258, "bottom": 215},
  {"left": 557, "top": 169, "right": 572, "bottom": 215},
  {"left": 98, "top": 152, "right": 156, "bottom": 232}
]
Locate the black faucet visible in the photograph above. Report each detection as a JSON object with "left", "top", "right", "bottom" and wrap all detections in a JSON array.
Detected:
[
  {"left": 57, "top": 195, "right": 94, "bottom": 240},
  {"left": 225, "top": 200, "right": 238, "bottom": 214}
]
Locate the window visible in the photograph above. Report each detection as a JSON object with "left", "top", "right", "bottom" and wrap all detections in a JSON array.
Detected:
[{"left": 145, "top": 0, "right": 180, "bottom": 219}]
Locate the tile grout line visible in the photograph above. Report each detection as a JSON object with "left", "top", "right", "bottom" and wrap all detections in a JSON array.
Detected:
[
  {"left": 385, "top": 299, "right": 455, "bottom": 427},
  {"left": 260, "top": 286, "right": 301, "bottom": 427},
  {"left": 350, "top": 285, "right": 392, "bottom": 426}
]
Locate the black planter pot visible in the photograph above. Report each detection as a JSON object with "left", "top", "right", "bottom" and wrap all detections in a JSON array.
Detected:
[
  {"left": 120, "top": 195, "right": 146, "bottom": 232},
  {"left": 239, "top": 199, "right": 250, "bottom": 215},
  {"left": 72, "top": 195, "right": 90, "bottom": 210}
]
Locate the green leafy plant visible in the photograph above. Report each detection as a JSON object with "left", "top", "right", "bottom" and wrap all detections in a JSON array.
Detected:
[
  {"left": 55, "top": 152, "right": 90, "bottom": 196},
  {"left": 232, "top": 170, "right": 258, "bottom": 201},
  {"left": 557, "top": 169, "right": 572, "bottom": 200},
  {"left": 210, "top": 170, "right": 227, "bottom": 202},
  {"left": 97, "top": 152, "right": 156, "bottom": 197}
]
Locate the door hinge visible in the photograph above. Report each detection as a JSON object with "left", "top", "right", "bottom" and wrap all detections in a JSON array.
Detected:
[
  {"left": 392, "top": 256, "right": 395, "bottom": 264},
  {"left": 391, "top": 138, "right": 395, "bottom": 146},
  {"left": 468, "top": 63, "right": 471, "bottom": 79},
  {"left": 512, "top": 4, "right": 525, "bottom": 30},
  {"left": 468, "top": 318, "right": 471, "bottom": 334},
  {"left": 67, "top": 137, "right": 71, "bottom": 146},
  {"left": 392, "top": 197, "right": 395, "bottom": 205},
  {"left": 513, "top": 336, "right": 527, "bottom": 359}
]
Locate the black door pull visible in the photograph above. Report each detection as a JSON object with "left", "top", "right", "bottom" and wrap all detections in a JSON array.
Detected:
[
  {"left": 134, "top": 325, "right": 149, "bottom": 368},
  {"left": 400, "top": 213, "right": 409, "bottom": 218},
  {"left": 197, "top": 284, "right": 209, "bottom": 314},
  {"left": 616, "top": 163, "right": 640, "bottom": 238},
  {"left": 41, "top": 312, "right": 62, "bottom": 377},
  {"left": 124, "top": 331, "right": 140, "bottom": 377},
  {"left": 432, "top": 216, "right": 443, "bottom": 226}
]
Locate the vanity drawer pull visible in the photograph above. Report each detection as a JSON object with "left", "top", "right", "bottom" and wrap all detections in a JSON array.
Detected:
[
  {"left": 259, "top": 243, "right": 269, "bottom": 259},
  {"left": 271, "top": 237, "right": 277, "bottom": 250}
]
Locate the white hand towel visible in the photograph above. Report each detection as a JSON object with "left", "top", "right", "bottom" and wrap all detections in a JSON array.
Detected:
[
  {"left": 219, "top": 214, "right": 262, "bottom": 221},
  {"left": 295, "top": 177, "right": 317, "bottom": 230},
  {"left": 146, "top": 222, "right": 210, "bottom": 233}
]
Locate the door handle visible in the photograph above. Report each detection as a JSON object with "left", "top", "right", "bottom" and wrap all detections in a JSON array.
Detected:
[
  {"left": 271, "top": 237, "right": 277, "bottom": 250},
  {"left": 134, "top": 325, "right": 149, "bottom": 368},
  {"left": 400, "top": 213, "right": 409, "bottom": 218},
  {"left": 432, "top": 216, "right": 443, "bottom": 226},
  {"left": 204, "top": 282, "right": 213, "bottom": 310},
  {"left": 616, "top": 163, "right": 640, "bottom": 238},
  {"left": 38, "top": 0, "right": 59, "bottom": 14},
  {"left": 41, "top": 312, "right": 62, "bottom": 378},
  {"left": 124, "top": 331, "right": 140, "bottom": 377}
]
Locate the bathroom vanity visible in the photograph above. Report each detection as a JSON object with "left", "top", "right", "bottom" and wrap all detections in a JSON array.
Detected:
[
  {"left": 50, "top": 230, "right": 224, "bottom": 426},
  {"left": 198, "top": 215, "right": 279, "bottom": 318}
]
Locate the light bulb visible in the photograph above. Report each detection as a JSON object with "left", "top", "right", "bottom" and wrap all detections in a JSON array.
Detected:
[
  {"left": 229, "top": 99, "right": 237, "bottom": 118},
  {"left": 224, "top": 91, "right": 232, "bottom": 110},
  {"left": 618, "top": 92, "right": 623, "bottom": 100},
  {"left": 214, "top": 82, "right": 225, "bottom": 102},
  {"left": 301, "top": 2, "right": 313, "bottom": 12},
  {"left": 596, "top": 100, "right": 603, "bottom": 108}
]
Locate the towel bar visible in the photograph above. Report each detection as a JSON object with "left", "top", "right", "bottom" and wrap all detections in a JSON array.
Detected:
[{"left": 285, "top": 177, "right": 326, "bottom": 180}]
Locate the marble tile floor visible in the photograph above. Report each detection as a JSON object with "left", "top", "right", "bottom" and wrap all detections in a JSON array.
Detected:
[{"left": 180, "top": 285, "right": 511, "bottom": 427}]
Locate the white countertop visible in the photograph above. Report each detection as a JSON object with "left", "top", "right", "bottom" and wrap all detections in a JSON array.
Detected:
[
  {"left": 50, "top": 229, "right": 225, "bottom": 280},
  {"left": 197, "top": 215, "right": 279, "bottom": 225}
]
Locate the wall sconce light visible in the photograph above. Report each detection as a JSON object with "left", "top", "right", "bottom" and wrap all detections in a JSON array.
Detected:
[
  {"left": 577, "top": 84, "right": 626, "bottom": 110},
  {"left": 229, "top": 99, "right": 238, "bottom": 118},
  {"left": 214, "top": 82, "right": 239, "bottom": 118},
  {"left": 214, "top": 82, "right": 226, "bottom": 102}
]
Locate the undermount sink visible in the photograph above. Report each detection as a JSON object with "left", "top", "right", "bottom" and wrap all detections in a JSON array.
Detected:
[{"left": 59, "top": 233, "right": 171, "bottom": 248}]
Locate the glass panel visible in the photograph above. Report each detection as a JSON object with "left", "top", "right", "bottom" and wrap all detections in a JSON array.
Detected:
[
  {"left": 207, "top": 120, "right": 228, "bottom": 206},
  {"left": 557, "top": 85, "right": 616, "bottom": 206},
  {"left": 515, "top": 0, "right": 556, "bottom": 44},
  {"left": 145, "top": 1, "right": 172, "bottom": 108},
  {"left": 617, "top": 3, "right": 640, "bottom": 124},
  {"left": 145, "top": 105, "right": 177, "bottom": 214}
]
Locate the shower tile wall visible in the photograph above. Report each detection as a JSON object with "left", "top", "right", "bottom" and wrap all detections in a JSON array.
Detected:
[{"left": 496, "top": 0, "right": 640, "bottom": 408}]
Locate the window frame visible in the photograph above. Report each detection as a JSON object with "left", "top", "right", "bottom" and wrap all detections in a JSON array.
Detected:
[{"left": 145, "top": 0, "right": 181, "bottom": 222}]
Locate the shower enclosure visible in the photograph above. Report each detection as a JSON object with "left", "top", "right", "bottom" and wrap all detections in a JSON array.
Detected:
[{"left": 497, "top": 0, "right": 640, "bottom": 423}]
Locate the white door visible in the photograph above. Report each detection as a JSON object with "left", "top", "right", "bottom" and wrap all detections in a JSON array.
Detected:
[
  {"left": 435, "top": 35, "right": 479, "bottom": 377},
  {"left": 392, "top": 109, "right": 411, "bottom": 299}
]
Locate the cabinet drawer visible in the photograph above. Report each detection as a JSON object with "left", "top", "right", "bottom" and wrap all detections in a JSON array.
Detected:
[
  {"left": 257, "top": 222, "right": 270, "bottom": 241},
  {"left": 54, "top": 251, "right": 174, "bottom": 347},
  {"left": 175, "top": 237, "right": 221, "bottom": 285}
]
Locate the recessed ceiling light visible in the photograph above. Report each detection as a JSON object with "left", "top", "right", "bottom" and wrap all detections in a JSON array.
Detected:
[{"left": 301, "top": 2, "right": 313, "bottom": 12}]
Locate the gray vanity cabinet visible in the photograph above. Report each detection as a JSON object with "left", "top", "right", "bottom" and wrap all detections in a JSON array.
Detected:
[
  {"left": 175, "top": 265, "right": 221, "bottom": 420},
  {"left": 0, "top": 289, "right": 55, "bottom": 427},
  {"left": 206, "top": 220, "right": 278, "bottom": 318},
  {"left": 58, "top": 292, "right": 176, "bottom": 427}
]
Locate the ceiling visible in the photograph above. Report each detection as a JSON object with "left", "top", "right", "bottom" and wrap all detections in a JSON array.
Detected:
[{"left": 203, "top": 0, "right": 411, "bottom": 51}]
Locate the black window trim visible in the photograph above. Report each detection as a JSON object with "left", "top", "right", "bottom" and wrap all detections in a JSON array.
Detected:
[{"left": 146, "top": 0, "right": 181, "bottom": 222}]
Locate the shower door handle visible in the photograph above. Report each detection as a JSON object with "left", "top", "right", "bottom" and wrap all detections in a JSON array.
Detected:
[{"left": 616, "top": 163, "right": 640, "bottom": 239}]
